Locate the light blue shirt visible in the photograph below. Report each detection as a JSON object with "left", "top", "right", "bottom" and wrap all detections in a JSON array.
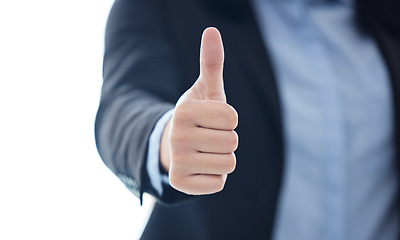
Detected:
[{"left": 146, "top": 0, "right": 398, "bottom": 239}]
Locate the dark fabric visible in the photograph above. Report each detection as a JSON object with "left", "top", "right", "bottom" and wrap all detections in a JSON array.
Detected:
[
  {"left": 355, "top": 0, "right": 400, "bottom": 39},
  {"left": 95, "top": 0, "right": 400, "bottom": 239}
]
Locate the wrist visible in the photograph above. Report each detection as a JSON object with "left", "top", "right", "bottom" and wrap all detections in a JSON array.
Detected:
[{"left": 160, "top": 118, "right": 172, "bottom": 173}]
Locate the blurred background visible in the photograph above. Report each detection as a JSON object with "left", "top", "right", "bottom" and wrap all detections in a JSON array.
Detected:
[{"left": 0, "top": 1, "right": 154, "bottom": 239}]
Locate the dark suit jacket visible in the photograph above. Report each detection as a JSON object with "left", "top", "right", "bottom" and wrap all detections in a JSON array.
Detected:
[{"left": 95, "top": 0, "right": 400, "bottom": 239}]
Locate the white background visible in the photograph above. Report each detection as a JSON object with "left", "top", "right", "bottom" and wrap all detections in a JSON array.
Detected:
[{"left": 0, "top": 1, "right": 154, "bottom": 239}]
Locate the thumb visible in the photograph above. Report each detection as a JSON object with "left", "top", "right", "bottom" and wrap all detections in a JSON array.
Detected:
[{"left": 192, "top": 27, "right": 226, "bottom": 102}]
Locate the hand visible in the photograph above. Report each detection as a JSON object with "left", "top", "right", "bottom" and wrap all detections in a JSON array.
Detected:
[{"left": 160, "top": 27, "right": 239, "bottom": 195}]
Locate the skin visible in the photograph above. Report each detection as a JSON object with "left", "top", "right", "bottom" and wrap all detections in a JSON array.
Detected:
[{"left": 159, "top": 27, "right": 239, "bottom": 195}]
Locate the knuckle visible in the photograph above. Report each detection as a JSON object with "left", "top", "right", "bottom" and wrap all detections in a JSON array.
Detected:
[
  {"left": 226, "top": 131, "right": 239, "bottom": 152},
  {"left": 171, "top": 155, "right": 187, "bottom": 167},
  {"left": 176, "top": 99, "right": 191, "bottom": 110},
  {"left": 212, "top": 176, "right": 226, "bottom": 193},
  {"left": 224, "top": 153, "right": 236, "bottom": 173},
  {"left": 202, "top": 61, "right": 223, "bottom": 70},
  {"left": 169, "top": 130, "right": 187, "bottom": 145},
  {"left": 174, "top": 102, "right": 195, "bottom": 123},
  {"left": 173, "top": 109, "right": 188, "bottom": 124},
  {"left": 169, "top": 173, "right": 183, "bottom": 190},
  {"left": 223, "top": 105, "right": 238, "bottom": 129},
  {"left": 169, "top": 132, "right": 180, "bottom": 145}
]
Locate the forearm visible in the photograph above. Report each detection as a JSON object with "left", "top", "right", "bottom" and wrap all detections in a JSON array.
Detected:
[{"left": 95, "top": 89, "right": 174, "bottom": 197}]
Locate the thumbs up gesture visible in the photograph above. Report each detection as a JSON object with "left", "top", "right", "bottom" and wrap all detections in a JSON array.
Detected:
[{"left": 160, "top": 27, "right": 239, "bottom": 195}]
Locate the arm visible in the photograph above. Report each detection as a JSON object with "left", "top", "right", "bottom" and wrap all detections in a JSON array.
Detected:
[
  {"left": 95, "top": 0, "right": 190, "bottom": 204},
  {"left": 96, "top": 0, "right": 238, "bottom": 204}
]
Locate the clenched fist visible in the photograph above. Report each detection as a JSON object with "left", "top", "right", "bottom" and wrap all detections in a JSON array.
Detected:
[{"left": 160, "top": 27, "right": 239, "bottom": 195}]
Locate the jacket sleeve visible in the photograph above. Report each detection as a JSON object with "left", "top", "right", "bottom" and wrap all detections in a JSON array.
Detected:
[{"left": 95, "top": 0, "right": 194, "bottom": 205}]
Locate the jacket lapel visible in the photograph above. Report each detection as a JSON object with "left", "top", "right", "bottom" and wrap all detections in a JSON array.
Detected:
[
  {"left": 220, "top": 1, "right": 284, "bottom": 136},
  {"left": 373, "top": 28, "right": 400, "bottom": 164},
  {"left": 370, "top": 21, "right": 400, "bottom": 238}
]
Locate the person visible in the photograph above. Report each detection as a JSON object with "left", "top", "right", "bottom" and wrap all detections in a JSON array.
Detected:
[{"left": 95, "top": 0, "right": 400, "bottom": 239}]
